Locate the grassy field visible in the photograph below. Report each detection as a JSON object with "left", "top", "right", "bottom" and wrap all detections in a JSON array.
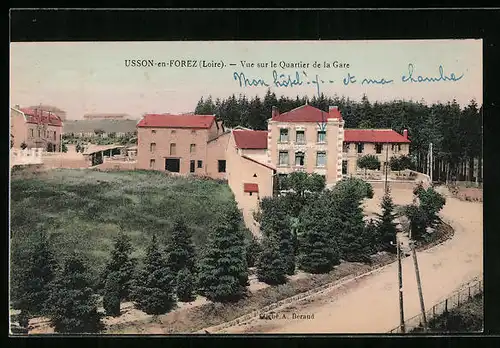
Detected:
[
  {"left": 411, "top": 293, "right": 483, "bottom": 333},
  {"left": 10, "top": 169, "right": 244, "bottom": 301}
]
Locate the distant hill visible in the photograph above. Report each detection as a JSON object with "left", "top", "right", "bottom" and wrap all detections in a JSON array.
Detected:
[{"left": 63, "top": 119, "right": 139, "bottom": 134}]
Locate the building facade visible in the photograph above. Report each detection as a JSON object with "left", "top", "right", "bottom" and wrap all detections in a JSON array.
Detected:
[
  {"left": 343, "top": 129, "right": 411, "bottom": 175},
  {"left": 10, "top": 106, "right": 63, "bottom": 151},
  {"left": 136, "top": 113, "right": 228, "bottom": 176},
  {"left": 267, "top": 104, "right": 344, "bottom": 188}
]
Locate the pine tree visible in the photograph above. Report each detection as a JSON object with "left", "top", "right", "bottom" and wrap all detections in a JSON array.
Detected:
[
  {"left": 103, "top": 272, "right": 121, "bottom": 317},
  {"left": 298, "top": 197, "right": 340, "bottom": 273},
  {"left": 131, "top": 235, "right": 176, "bottom": 315},
  {"left": 165, "top": 218, "right": 196, "bottom": 275},
  {"left": 47, "top": 254, "right": 102, "bottom": 333},
  {"left": 331, "top": 182, "right": 371, "bottom": 262},
  {"left": 375, "top": 190, "right": 398, "bottom": 253},
  {"left": 197, "top": 203, "right": 249, "bottom": 302},
  {"left": 256, "top": 235, "right": 287, "bottom": 285},
  {"left": 176, "top": 268, "right": 196, "bottom": 302},
  {"left": 260, "top": 196, "right": 295, "bottom": 275},
  {"left": 102, "top": 232, "right": 136, "bottom": 301},
  {"left": 17, "top": 231, "right": 57, "bottom": 317},
  {"left": 245, "top": 235, "right": 262, "bottom": 268}
]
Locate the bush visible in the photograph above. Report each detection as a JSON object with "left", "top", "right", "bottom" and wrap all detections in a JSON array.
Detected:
[{"left": 357, "top": 154, "right": 381, "bottom": 174}]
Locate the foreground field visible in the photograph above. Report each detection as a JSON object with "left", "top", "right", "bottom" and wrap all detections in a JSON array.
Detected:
[
  {"left": 10, "top": 169, "right": 241, "bottom": 304},
  {"left": 220, "top": 185, "right": 483, "bottom": 333}
]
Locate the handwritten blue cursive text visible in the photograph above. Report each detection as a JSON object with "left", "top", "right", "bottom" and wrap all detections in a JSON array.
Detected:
[{"left": 402, "top": 63, "right": 464, "bottom": 83}]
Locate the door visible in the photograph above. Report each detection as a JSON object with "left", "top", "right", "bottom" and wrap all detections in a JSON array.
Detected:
[
  {"left": 165, "top": 158, "right": 180, "bottom": 172},
  {"left": 190, "top": 160, "right": 195, "bottom": 173}
]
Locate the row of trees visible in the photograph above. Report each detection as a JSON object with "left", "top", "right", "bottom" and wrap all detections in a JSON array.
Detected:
[
  {"left": 253, "top": 172, "right": 446, "bottom": 285},
  {"left": 14, "top": 202, "right": 252, "bottom": 333},
  {"left": 195, "top": 92, "right": 482, "bottom": 183},
  {"left": 255, "top": 173, "right": 390, "bottom": 283},
  {"left": 357, "top": 154, "right": 415, "bottom": 175}
]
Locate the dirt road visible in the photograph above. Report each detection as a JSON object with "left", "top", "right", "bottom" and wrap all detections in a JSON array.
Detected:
[{"left": 221, "top": 186, "right": 483, "bottom": 333}]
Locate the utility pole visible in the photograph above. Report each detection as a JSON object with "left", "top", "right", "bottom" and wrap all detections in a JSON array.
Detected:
[
  {"left": 429, "top": 142, "right": 433, "bottom": 184},
  {"left": 397, "top": 237, "right": 406, "bottom": 333},
  {"left": 410, "top": 241, "right": 427, "bottom": 331},
  {"left": 385, "top": 144, "right": 389, "bottom": 193}
]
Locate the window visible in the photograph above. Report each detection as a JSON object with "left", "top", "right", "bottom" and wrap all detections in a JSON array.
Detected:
[
  {"left": 342, "top": 160, "right": 348, "bottom": 174},
  {"left": 316, "top": 152, "right": 327, "bottom": 167},
  {"left": 171, "top": 130, "right": 176, "bottom": 134},
  {"left": 190, "top": 160, "right": 195, "bottom": 173},
  {"left": 149, "top": 159, "right": 155, "bottom": 169},
  {"left": 191, "top": 130, "right": 197, "bottom": 134},
  {"left": 30, "top": 129, "right": 34, "bottom": 138},
  {"left": 38, "top": 129, "right": 41, "bottom": 137},
  {"left": 295, "top": 152, "right": 305, "bottom": 166},
  {"left": 53, "top": 131, "right": 56, "bottom": 141},
  {"left": 317, "top": 130, "right": 326, "bottom": 143},
  {"left": 375, "top": 143, "right": 383, "bottom": 154},
  {"left": 392, "top": 144, "right": 401, "bottom": 152},
  {"left": 170, "top": 143, "right": 176, "bottom": 155},
  {"left": 150, "top": 142, "right": 156, "bottom": 152},
  {"left": 218, "top": 160, "right": 226, "bottom": 173},
  {"left": 279, "top": 129, "right": 289, "bottom": 143},
  {"left": 278, "top": 151, "right": 289, "bottom": 166},
  {"left": 295, "top": 130, "right": 305, "bottom": 144},
  {"left": 197, "top": 160, "right": 203, "bottom": 168},
  {"left": 152, "top": 130, "right": 156, "bottom": 134},
  {"left": 343, "top": 143, "right": 349, "bottom": 153},
  {"left": 190, "top": 144, "right": 196, "bottom": 153},
  {"left": 357, "top": 143, "right": 364, "bottom": 154}
]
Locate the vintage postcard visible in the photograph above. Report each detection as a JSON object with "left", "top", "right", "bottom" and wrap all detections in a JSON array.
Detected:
[{"left": 9, "top": 39, "right": 483, "bottom": 335}]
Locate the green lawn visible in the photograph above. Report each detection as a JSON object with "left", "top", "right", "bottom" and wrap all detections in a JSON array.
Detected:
[{"left": 10, "top": 169, "right": 244, "bottom": 302}]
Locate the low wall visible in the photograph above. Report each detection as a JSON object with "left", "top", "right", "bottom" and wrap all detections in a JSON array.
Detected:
[
  {"left": 42, "top": 153, "right": 90, "bottom": 169},
  {"left": 94, "top": 160, "right": 137, "bottom": 171}
]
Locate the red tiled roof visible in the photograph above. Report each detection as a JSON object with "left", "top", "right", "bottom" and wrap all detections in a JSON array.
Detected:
[
  {"left": 20, "top": 108, "right": 63, "bottom": 127},
  {"left": 243, "top": 183, "right": 259, "bottom": 193},
  {"left": 233, "top": 130, "right": 268, "bottom": 149},
  {"left": 344, "top": 129, "right": 411, "bottom": 143},
  {"left": 137, "top": 114, "right": 216, "bottom": 129},
  {"left": 271, "top": 105, "right": 342, "bottom": 123}
]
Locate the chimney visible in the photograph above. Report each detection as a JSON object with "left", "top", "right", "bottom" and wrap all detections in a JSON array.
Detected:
[
  {"left": 329, "top": 106, "right": 342, "bottom": 119},
  {"left": 271, "top": 106, "right": 279, "bottom": 119},
  {"left": 403, "top": 129, "right": 408, "bottom": 139}
]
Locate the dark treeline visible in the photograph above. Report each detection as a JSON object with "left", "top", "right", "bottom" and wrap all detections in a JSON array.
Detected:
[{"left": 195, "top": 91, "right": 483, "bottom": 183}]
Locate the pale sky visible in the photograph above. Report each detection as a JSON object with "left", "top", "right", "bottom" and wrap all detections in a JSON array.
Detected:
[{"left": 10, "top": 40, "right": 482, "bottom": 119}]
